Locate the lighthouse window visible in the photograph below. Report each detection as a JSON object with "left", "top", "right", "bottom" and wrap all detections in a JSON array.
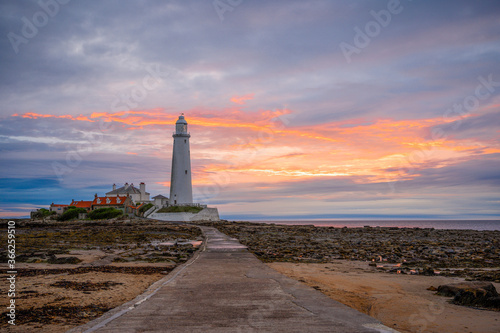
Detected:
[
  {"left": 184, "top": 139, "right": 186, "bottom": 143},
  {"left": 185, "top": 170, "right": 188, "bottom": 174}
]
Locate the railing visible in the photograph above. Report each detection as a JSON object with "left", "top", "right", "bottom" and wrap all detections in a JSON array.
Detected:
[
  {"left": 174, "top": 203, "right": 207, "bottom": 208},
  {"left": 172, "top": 132, "right": 191, "bottom": 138},
  {"left": 144, "top": 205, "right": 158, "bottom": 217}
]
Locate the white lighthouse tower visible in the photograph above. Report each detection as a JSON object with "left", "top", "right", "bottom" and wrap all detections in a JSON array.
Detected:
[{"left": 169, "top": 114, "right": 193, "bottom": 205}]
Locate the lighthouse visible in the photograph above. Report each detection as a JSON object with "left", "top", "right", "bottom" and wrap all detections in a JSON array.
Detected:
[{"left": 169, "top": 114, "right": 193, "bottom": 205}]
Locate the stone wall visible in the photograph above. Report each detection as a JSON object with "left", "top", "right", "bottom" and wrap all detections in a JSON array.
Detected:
[{"left": 149, "top": 207, "right": 219, "bottom": 222}]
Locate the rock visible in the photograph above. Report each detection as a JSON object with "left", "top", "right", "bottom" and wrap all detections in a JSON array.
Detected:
[
  {"left": 208, "top": 221, "right": 500, "bottom": 281},
  {"left": 423, "top": 267, "right": 435, "bottom": 276},
  {"left": 427, "top": 286, "right": 437, "bottom": 291},
  {"left": 454, "top": 290, "right": 500, "bottom": 309},
  {"left": 47, "top": 256, "right": 82, "bottom": 264},
  {"left": 437, "top": 282, "right": 500, "bottom": 309},
  {"left": 437, "top": 282, "right": 497, "bottom": 297}
]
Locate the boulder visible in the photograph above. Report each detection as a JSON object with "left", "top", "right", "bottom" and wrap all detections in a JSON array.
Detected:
[
  {"left": 454, "top": 290, "right": 500, "bottom": 309},
  {"left": 47, "top": 256, "right": 82, "bottom": 264},
  {"left": 437, "top": 282, "right": 497, "bottom": 297},
  {"left": 437, "top": 282, "right": 500, "bottom": 309},
  {"left": 422, "top": 266, "right": 435, "bottom": 276}
]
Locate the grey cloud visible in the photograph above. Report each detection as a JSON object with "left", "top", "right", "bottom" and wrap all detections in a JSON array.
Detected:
[
  {"left": 1, "top": 0, "right": 499, "bottom": 218},
  {"left": 427, "top": 111, "right": 500, "bottom": 141}
]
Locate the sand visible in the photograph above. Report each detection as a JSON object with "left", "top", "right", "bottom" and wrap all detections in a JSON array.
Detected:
[
  {"left": 3, "top": 219, "right": 499, "bottom": 332},
  {"left": 268, "top": 260, "right": 500, "bottom": 333},
  {"left": 0, "top": 267, "right": 167, "bottom": 333},
  {"left": 0, "top": 218, "right": 202, "bottom": 332}
]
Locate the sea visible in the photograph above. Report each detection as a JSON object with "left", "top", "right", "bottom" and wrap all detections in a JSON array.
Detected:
[{"left": 246, "top": 220, "right": 500, "bottom": 231}]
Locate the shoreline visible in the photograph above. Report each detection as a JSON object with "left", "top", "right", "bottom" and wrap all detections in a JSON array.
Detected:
[
  {"left": 2, "top": 218, "right": 499, "bottom": 332},
  {"left": 268, "top": 261, "right": 500, "bottom": 333},
  {"left": 199, "top": 220, "right": 500, "bottom": 332},
  {"left": 4, "top": 217, "right": 500, "bottom": 231},
  {"left": 0, "top": 218, "right": 202, "bottom": 332},
  {"left": 233, "top": 219, "right": 500, "bottom": 231},
  {"left": 199, "top": 220, "right": 500, "bottom": 282},
  {"left": 197, "top": 221, "right": 500, "bottom": 333}
]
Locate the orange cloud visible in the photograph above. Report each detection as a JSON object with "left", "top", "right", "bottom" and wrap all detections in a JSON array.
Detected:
[
  {"left": 13, "top": 112, "right": 92, "bottom": 122},
  {"left": 230, "top": 93, "right": 254, "bottom": 105},
  {"left": 10, "top": 108, "right": 497, "bottom": 188}
]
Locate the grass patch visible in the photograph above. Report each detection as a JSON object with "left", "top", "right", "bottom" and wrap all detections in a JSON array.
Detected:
[
  {"left": 0, "top": 305, "right": 111, "bottom": 325},
  {"left": 31, "top": 208, "right": 56, "bottom": 219},
  {"left": 47, "top": 256, "right": 82, "bottom": 264},
  {"left": 138, "top": 203, "right": 154, "bottom": 214},
  {"left": 88, "top": 207, "right": 123, "bottom": 220},
  {"left": 157, "top": 205, "right": 203, "bottom": 213},
  {"left": 0, "top": 220, "right": 203, "bottom": 261},
  {"left": 50, "top": 280, "right": 123, "bottom": 291},
  {"left": 58, "top": 206, "right": 88, "bottom": 221}
]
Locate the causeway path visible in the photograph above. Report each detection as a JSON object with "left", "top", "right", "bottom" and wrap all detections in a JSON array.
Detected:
[{"left": 70, "top": 226, "right": 398, "bottom": 333}]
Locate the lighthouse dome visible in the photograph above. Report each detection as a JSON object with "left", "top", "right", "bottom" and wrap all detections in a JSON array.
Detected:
[
  {"left": 176, "top": 115, "right": 187, "bottom": 124},
  {"left": 174, "top": 114, "right": 189, "bottom": 135}
]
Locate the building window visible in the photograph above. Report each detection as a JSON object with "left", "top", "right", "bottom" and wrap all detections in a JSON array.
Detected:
[
  {"left": 185, "top": 170, "right": 188, "bottom": 174},
  {"left": 184, "top": 139, "right": 186, "bottom": 143}
]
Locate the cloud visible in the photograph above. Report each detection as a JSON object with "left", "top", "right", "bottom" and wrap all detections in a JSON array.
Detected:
[
  {"left": 0, "top": 0, "right": 499, "bottom": 218},
  {"left": 230, "top": 93, "right": 254, "bottom": 105},
  {"left": 427, "top": 110, "right": 500, "bottom": 141}
]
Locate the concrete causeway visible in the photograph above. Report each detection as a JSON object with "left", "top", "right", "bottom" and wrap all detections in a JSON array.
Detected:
[{"left": 70, "top": 227, "right": 398, "bottom": 333}]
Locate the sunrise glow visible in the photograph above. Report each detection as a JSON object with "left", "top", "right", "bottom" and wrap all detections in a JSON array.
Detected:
[{"left": 1, "top": 1, "right": 499, "bottom": 219}]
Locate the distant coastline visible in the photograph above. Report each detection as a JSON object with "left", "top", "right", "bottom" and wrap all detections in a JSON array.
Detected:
[
  {"left": 237, "top": 219, "right": 500, "bottom": 231},
  {"left": 3, "top": 217, "right": 500, "bottom": 231}
]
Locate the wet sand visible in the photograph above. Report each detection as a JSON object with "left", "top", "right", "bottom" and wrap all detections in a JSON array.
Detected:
[
  {"left": 0, "top": 218, "right": 202, "bottom": 332},
  {"left": 2, "top": 270, "right": 166, "bottom": 333},
  {"left": 195, "top": 221, "right": 500, "bottom": 333},
  {"left": 2, "top": 219, "right": 499, "bottom": 332},
  {"left": 268, "top": 261, "right": 500, "bottom": 333}
]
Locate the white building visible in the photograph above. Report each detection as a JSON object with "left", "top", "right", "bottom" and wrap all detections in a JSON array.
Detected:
[
  {"left": 50, "top": 203, "right": 68, "bottom": 215},
  {"left": 169, "top": 115, "right": 193, "bottom": 205},
  {"left": 152, "top": 194, "right": 169, "bottom": 207},
  {"left": 106, "top": 182, "right": 150, "bottom": 204}
]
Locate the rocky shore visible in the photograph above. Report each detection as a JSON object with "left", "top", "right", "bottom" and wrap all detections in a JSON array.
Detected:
[
  {"left": 199, "top": 221, "right": 500, "bottom": 282},
  {"left": 200, "top": 221, "right": 500, "bottom": 332},
  {"left": 0, "top": 218, "right": 203, "bottom": 332},
  {"left": 2, "top": 218, "right": 498, "bottom": 332}
]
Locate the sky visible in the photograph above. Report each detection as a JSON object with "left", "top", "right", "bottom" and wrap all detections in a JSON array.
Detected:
[{"left": 1, "top": 0, "right": 499, "bottom": 220}]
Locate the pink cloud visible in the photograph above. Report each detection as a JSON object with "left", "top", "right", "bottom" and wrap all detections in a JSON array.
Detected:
[
  {"left": 9, "top": 106, "right": 498, "bottom": 188},
  {"left": 230, "top": 93, "right": 255, "bottom": 105}
]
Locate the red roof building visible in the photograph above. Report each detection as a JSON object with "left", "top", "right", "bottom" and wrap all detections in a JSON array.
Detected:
[
  {"left": 91, "top": 194, "right": 132, "bottom": 212},
  {"left": 69, "top": 200, "right": 93, "bottom": 211}
]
